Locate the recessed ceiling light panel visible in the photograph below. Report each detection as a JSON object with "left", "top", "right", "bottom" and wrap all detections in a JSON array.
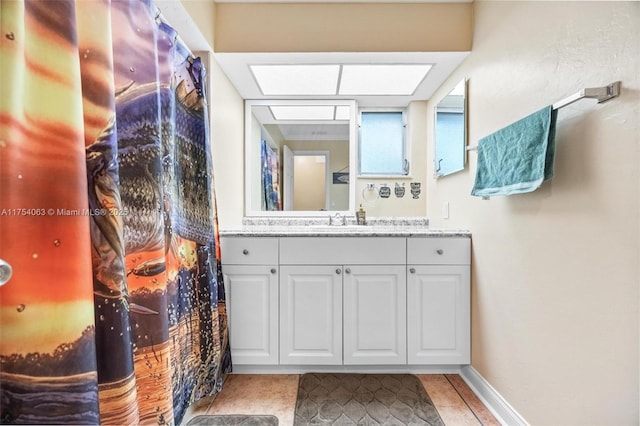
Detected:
[
  {"left": 270, "top": 105, "right": 336, "bottom": 121},
  {"left": 339, "top": 64, "right": 432, "bottom": 96},
  {"left": 251, "top": 65, "right": 340, "bottom": 96}
]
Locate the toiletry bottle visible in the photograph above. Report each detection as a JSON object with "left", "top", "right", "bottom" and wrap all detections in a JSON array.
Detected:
[{"left": 357, "top": 204, "right": 366, "bottom": 225}]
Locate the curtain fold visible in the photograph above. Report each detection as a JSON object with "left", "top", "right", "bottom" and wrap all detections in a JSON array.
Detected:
[
  {"left": 261, "top": 140, "right": 281, "bottom": 212},
  {"left": 0, "top": 0, "right": 231, "bottom": 424}
]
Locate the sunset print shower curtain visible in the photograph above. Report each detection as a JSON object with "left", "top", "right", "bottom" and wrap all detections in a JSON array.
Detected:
[
  {"left": 261, "top": 140, "right": 281, "bottom": 211},
  {"left": 0, "top": 0, "right": 231, "bottom": 424}
]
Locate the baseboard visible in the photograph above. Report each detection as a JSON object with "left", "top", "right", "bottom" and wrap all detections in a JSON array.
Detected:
[
  {"left": 232, "top": 364, "right": 464, "bottom": 375},
  {"left": 460, "top": 365, "right": 529, "bottom": 426}
]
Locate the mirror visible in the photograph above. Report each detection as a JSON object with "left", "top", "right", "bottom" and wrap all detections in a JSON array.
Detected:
[
  {"left": 245, "top": 100, "right": 357, "bottom": 216},
  {"left": 434, "top": 79, "right": 467, "bottom": 177}
]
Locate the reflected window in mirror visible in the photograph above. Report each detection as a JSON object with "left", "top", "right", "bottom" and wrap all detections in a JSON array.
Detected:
[
  {"left": 245, "top": 100, "right": 357, "bottom": 216},
  {"left": 434, "top": 79, "right": 468, "bottom": 177}
]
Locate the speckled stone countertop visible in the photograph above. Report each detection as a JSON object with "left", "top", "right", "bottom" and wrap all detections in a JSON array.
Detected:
[{"left": 219, "top": 217, "right": 470, "bottom": 238}]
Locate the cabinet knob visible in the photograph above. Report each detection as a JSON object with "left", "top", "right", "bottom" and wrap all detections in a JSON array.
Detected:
[
  {"left": 336, "top": 268, "right": 342, "bottom": 274},
  {"left": 436, "top": 249, "right": 444, "bottom": 255},
  {"left": 409, "top": 268, "right": 416, "bottom": 274},
  {"left": 270, "top": 268, "right": 277, "bottom": 274},
  {"left": 242, "top": 249, "right": 249, "bottom": 255},
  {"left": 345, "top": 268, "right": 351, "bottom": 274}
]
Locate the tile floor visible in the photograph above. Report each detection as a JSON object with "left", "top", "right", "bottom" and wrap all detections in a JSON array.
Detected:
[{"left": 182, "top": 374, "right": 501, "bottom": 425}]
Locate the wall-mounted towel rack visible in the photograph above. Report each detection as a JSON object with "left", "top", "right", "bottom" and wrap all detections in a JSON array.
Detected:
[{"left": 466, "top": 81, "right": 621, "bottom": 151}]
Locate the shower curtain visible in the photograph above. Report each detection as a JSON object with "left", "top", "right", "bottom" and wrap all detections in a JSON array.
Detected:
[
  {"left": 0, "top": 0, "right": 231, "bottom": 424},
  {"left": 261, "top": 140, "right": 281, "bottom": 211}
]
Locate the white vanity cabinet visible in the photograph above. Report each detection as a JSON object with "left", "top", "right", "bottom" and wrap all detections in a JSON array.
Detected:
[
  {"left": 220, "top": 233, "right": 471, "bottom": 370},
  {"left": 279, "top": 237, "right": 407, "bottom": 365},
  {"left": 220, "top": 237, "right": 279, "bottom": 365},
  {"left": 407, "top": 238, "right": 471, "bottom": 365}
]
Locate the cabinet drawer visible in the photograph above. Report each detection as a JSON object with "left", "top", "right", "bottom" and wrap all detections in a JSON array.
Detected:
[
  {"left": 280, "top": 237, "right": 405, "bottom": 265},
  {"left": 407, "top": 238, "right": 470, "bottom": 265},
  {"left": 221, "top": 237, "right": 278, "bottom": 265}
]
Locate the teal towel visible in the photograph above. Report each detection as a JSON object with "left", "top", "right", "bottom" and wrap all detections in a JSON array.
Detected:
[{"left": 471, "top": 105, "right": 557, "bottom": 197}]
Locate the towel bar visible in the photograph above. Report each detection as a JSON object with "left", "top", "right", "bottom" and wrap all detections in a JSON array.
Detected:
[{"left": 466, "top": 81, "right": 621, "bottom": 151}]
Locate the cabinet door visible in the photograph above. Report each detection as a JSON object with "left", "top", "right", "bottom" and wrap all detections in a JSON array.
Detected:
[
  {"left": 279, "top": 266, "right": 342, "bottom": 365},
  {"left": 407, "top": 265, "right": 470, "bottom": 364},
  {"left": 223, "top": 265, "right": 278, "bottom": 365},
  {"left": 343, "top": 265, "right": 407, "bottom": 365}
]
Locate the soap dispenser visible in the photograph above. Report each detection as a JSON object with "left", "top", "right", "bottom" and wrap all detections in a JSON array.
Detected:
[{"left": 357, "top": 204, "right": 367, "bottom": 225}]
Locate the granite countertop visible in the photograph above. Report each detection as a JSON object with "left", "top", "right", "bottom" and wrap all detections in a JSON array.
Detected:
[{"left": 219, "top": 217, "right": 470, "bottom": 238}]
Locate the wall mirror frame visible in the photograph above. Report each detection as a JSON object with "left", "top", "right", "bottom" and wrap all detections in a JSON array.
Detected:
[
  {"left": 245, "top": 99, "right": 357, "bottom": 217},
  {"left": 434, "top": 78, "right": 468, "bottom": 178}
]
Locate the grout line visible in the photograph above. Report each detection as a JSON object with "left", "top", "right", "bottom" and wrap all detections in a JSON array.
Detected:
[{"left": 445, "top": 374, "right": 486, "bottom": 426}]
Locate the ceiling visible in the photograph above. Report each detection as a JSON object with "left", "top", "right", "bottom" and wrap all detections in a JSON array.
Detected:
[
  {"left": 214, "top": 52, "right": 469, "bottom": 108},
  {"left": 158, "top": 1, "right": 471, "bottom": 107}
]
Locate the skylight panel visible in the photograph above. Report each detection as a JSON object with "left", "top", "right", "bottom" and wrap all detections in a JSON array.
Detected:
[
  {"left": 338, "top": 64, "right": 432, "bottom": 96},
  {"left": 251, "top": 65, "right": 340, "bottom": 96}
]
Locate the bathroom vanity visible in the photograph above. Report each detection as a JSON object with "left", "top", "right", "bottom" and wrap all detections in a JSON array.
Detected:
[{"left": 220, "top": 221, "right": 470, "bottom": 372}]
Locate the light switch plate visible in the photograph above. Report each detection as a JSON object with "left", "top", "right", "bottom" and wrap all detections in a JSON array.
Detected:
[{"left": 443, "top": 202, "right": 450, "bottom": 219}]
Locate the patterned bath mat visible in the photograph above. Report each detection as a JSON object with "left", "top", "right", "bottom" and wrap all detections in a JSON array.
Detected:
[
  {"left": 186, "top": 414, "right": 279, "bottom": 426},
  {"left": 294, "top": 373, "right": 444, "bottom": 425}
]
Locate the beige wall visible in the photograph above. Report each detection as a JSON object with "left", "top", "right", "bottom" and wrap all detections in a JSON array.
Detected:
[
  {"left": 356, "top": 101, "right": 428, "bottom": 217},
  {"left": 180, "top": 0, "right": 215, "bottom": 47},
  {"left": 426, "top": 2, "right": 639, "bottom": 424},
  {"left": 214, "top": 3, "right": 472, "bottom": 53}
]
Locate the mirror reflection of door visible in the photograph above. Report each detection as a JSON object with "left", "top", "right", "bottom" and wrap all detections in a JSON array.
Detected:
[
  {"left": 283, "top": 145, "right": 294, "bottom": 211},
  {"left": 289, "top": 151, "right": 330, "bottom": 211}
]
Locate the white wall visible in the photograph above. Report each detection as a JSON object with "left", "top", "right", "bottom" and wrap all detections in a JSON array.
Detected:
[
  {"left": 426, "top": 2, "right": 639, "bottom": 424},
  {"left": 208, "top": 55, "right": 245, "bottom": 228}
]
